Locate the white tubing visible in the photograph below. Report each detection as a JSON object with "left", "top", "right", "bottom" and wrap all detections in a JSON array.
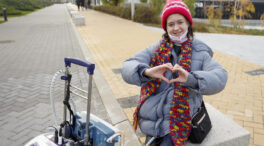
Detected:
[
  {"left": 49, "top": 69, "right": 65, "bottom": 126},
  {"left": 50, "top": 70, "right": 77, "bottom": 127},
  {"left": 145, "top": 137, "right": 155, "bottom": 146}
]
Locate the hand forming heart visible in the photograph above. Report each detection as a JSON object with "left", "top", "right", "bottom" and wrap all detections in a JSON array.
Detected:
[{"left": 144, "top": 63, "right": 188, "bottom": 84}]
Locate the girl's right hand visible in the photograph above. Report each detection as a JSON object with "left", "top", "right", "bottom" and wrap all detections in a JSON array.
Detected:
[{"left": 144, "top": 63, "right": 173, "bottom": 83}]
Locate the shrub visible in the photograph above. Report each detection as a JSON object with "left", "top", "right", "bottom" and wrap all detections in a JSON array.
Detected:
[
  {"left": 94, "top": 5, "right": 123, "bottom": 17},
  {"left": 140, "top": 0, "right": 148, "bottom": 3},
  {"left": 134, "top": 4, "right": 159, "bottom": 24},
  {"left": 193, "top": 22, "right": 209, "bottom": 32},
  {"left": 150, "top": 0, "right": 163, "bottom": 15},
  {"left": 0, "top": 3, "right": 22, "bottom": 16},
  {"left": 0, "top": 0, "right": 53, "bottom": 12},
  {"left": 94, "top": 4, "right": 160, "bottom": 24},
  {"left": 120, "top": 6, "right": 131, "bottom": 19}
]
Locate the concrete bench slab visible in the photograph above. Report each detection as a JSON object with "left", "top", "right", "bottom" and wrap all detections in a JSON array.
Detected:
[
  {"left": 67, "top": 8, "right": 85, "bottom": 26},
  {"left": 72, "top": 15, "right": 85, "bottom": 26},
  {"left": 186, "top": 103, "right": 250, "bottom": 146},
  {"left": 70, "top": 10, "right": 78, "bottom": 17}
]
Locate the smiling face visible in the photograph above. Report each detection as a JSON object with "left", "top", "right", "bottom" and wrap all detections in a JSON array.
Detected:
[{"left": 166, "top": 13, "right": 189, "bottom": 37}]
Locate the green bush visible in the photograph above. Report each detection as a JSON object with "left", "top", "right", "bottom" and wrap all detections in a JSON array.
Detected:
[
  {"left": 193, "top": 22, "right": 209, "bottom": 32},
  {"left": 134, "top": 4, "right": 159, "bottom": 24},
  {"left": 94, "top": 5, "right": 131, "bottom": 19},
  {"left": 0, "top": 3, "right": 22, "bottom": 16},
  {"left": 140, "top": 0, "right": 148, "bottom": 3},
  {"left": 150, "top": 0, "right": 163, "bottom": 15},
  {"left": 0, "top": 0, "right": 53, "bottom": 12},
  {"left": 94, "top": 5, "right": 122, "bottom": 17},
  {"left": 94, "top": 4, "right": 160, "bottom": 24},
  {"left": 120, "top": 6, "right": 131, "bottom": 19}
]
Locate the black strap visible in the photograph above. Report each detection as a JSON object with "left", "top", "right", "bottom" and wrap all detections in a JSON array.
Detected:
[
  {"left": 201, "top": 100, "right": 205, "bottom": 108},
  {"left": 63, "top": 74, "right": 76, "bottom": 129}
]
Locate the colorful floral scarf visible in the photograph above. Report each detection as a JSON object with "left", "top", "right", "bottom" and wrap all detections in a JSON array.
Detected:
[{"left": 133, "top": 38, "right": 192, "bottom": 145}]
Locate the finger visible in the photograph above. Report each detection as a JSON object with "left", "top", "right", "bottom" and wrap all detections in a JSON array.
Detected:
[
  {"left": 173, "top": 66, "right": 185, "bottom": 73},
  {"left": 163, "top": 63, "right": 173, "bottom": 69},
  {"left": 173, "top": 64, "right": 180, "bottom": 68},
  {"left": 171, "top": 64, "right": 179, "bottom": 72},
  {"left": 160, "top": 76, "right": 170, "bottom": 84},
  {"left": 166, "top": 63, "right": 173, "bottom": 68},
  {"left": 165, "top": 63, "right": 174, "bottom": 72},
  {"left": 172, "top": 66, "right": 180, "bottom": 72},
  {"left": 169, "top": 78, "right": 180, "bottom": 83}
]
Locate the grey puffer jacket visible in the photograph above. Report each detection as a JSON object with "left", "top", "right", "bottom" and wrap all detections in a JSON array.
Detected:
[{"left": 121, "top": 39, "right": 227, "bottom": 138}]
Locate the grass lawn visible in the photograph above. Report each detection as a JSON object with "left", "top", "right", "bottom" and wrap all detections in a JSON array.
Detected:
[
  {"left": 0, "top": 9, "right": 39, "bottom": 24},
  {"left": 144, "top": 22, "right": 264, "bottom": 36},
  {"left": 7, "top": 10, "right": 36, "bottom": 18}
]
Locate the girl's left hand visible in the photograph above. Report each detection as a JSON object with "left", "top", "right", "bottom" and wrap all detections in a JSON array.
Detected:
[{"left": 169, "top": 64, "right": 189, "bottom": 83}]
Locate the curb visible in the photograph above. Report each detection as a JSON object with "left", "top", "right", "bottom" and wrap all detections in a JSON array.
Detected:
[{"left": 66, "top": 4, "right": 142, "bottom": 146}]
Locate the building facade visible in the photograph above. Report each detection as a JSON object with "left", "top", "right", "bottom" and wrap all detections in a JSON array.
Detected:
[{"left": 195, "top": 0, "right": 264, "bottom": 19}]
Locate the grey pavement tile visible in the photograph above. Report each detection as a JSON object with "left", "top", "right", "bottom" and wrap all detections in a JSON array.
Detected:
[
  {"left": 0, "top": 106, "right": 13, "bottom": 115},
  {"left": 2, "top": 121, "right": 19, "bottom": 132},
  {"left": 12, "top": 101, "right": 26, "bottom": 107},
  {"left": 29, "top": 124, "right": 48, "bottom": 132},
  {"left": 16, "top": 110, "right": 35, "bottom": 121},
  {"left": 1, "top": 99, "right": 15, "bottom": 106},
  {"left": 0, "top": 130, "right": 16, "bottom": 139},
  {"left": 0, "top": 137, "right": 15, "bottom": 146},
  {"left": 6, "top": 111, "right": 19, "bottom": 118},
  {"left": 2, "top": 95, "right": 16, "bottom": 103},
  {"left": 12, "top": 105, "right": 27, "bottom": 112},
  {"left": 9, "top": 129, "right": 31, "bottom": 141},
  {"left": 15, "top": 97, "right": 27, "bottom": 102},
  {"left": 0, "top": 120, "right": 8, "bottom": 127},
  {"left": 0, "top": 4, "right": 111, "bottom": 145},
  {"left": 15, "top": 135, "right": 33, "bottom": 146},
  {"left": 0, "top": 114, "right": 8, "bottom": 121},
  {"left": 13, "top": 117, "right": 38, "bottom": 134},
  {"left": 17, "top": 106, "right": 36, "bottom": 115}
]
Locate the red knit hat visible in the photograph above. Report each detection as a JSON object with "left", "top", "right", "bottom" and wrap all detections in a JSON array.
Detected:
[{"left": 161, "top": 0, "right": 193, "bottom": 31}]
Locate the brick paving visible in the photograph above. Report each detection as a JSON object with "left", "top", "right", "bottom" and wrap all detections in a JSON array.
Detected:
[
  {"left": 75, "top": 5, "right": 264, "bottom": 146},
  {"left": 0, "top": 4, "right": 110, "bottom": 146}
]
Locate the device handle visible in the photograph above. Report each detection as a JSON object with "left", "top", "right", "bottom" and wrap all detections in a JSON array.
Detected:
[{"left": 64, "top": 57, "right": 95, "bottom": 75}]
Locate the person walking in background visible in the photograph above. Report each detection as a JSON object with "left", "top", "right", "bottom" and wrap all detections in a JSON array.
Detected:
[
  {"left": 80, "top": 0, "right": 85, "bottom": 10},
  {"left": 84, "top": 0, "right": 88, "bottom": 9},
  {"left": 76, "top": 0, "right": 81, "bottom": 10},
  {"left": 88, "top": 0, "right": 91, "bottom": 8},
  {"left": 121, "top": 0, "right": 228, "bottom": 145}
]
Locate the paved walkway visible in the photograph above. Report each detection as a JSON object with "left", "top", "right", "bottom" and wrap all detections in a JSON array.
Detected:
[
  {"left": 0, "top": 4, "right": 110, "bottom": 145},
  {"left": 74, "top": 4, "right": 264, "bottom": 146}
]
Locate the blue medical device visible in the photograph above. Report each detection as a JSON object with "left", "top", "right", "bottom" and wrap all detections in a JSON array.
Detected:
[{"left": 25, "top": 58, "right": 121, "bottom": 146}]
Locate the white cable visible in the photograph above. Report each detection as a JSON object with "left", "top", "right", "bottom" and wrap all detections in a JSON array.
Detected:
[
  {"left": 145, "top": 137, "right": 155, "bottom": 146},
  {"left": 49, "top": 69, "right": 65, "bottom": 126},
  {"left": 50, "top": 70, "right": 78, "bottom": 127},
  {"left": 106, "top": 133, "right": 121, "bottom": 143}
]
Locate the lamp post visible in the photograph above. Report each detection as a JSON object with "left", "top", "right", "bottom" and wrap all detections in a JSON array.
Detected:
[
  {"left": 3, "top": 7, "right": 7, "bottom": 21},
  {"left": 131, "top": 0, "right": 135, "bottom": 20}
]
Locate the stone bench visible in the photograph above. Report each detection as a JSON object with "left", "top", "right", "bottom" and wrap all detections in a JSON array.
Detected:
[
  {"left": 67, "top": 5, "right": 85, "bottom": 26},
  {"left": 72, "top": 14, "right": 85, "bottom": 26},
  {"left": 186, "top": 103, "right": 250, "bottom": 146}
]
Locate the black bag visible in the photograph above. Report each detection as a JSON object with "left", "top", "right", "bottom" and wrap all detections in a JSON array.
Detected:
[{"left": 189, "top": 101, "right": 212, "bottom": 143}]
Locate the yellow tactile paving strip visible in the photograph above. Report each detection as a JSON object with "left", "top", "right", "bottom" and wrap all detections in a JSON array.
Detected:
[{"left": 70, "top": 4, "right": 264, "bottom": 146}]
